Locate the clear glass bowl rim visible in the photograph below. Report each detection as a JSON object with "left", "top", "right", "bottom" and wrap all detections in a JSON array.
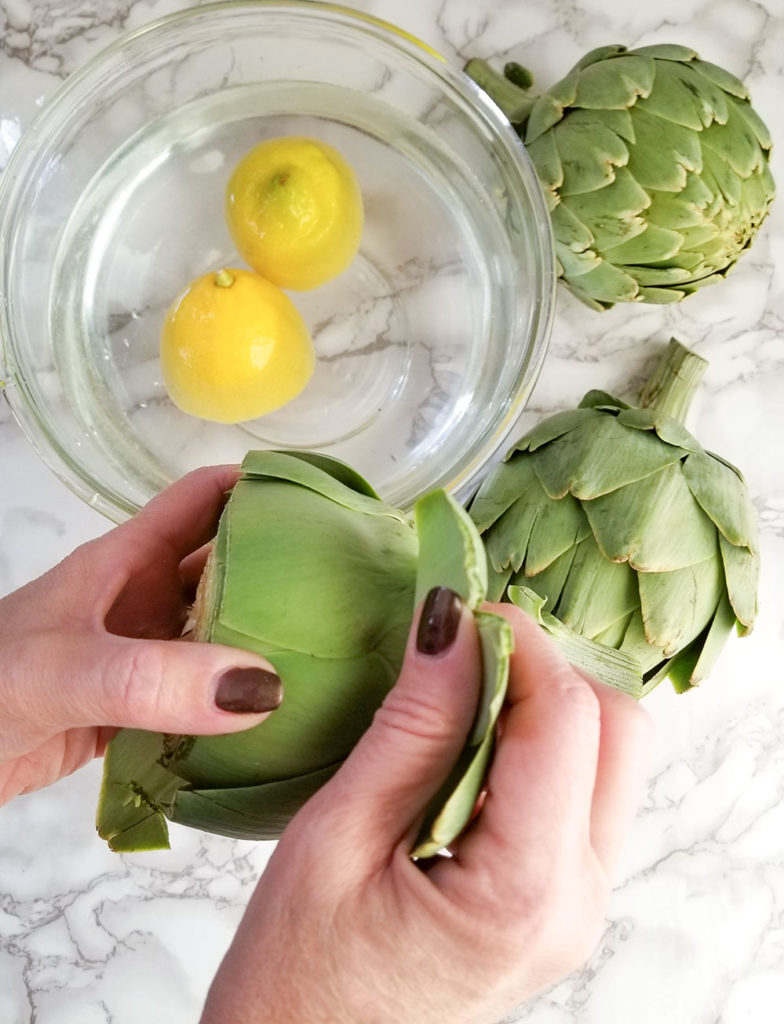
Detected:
[{"left": 0, "top": 0, "right": 556, "bottom": 521}]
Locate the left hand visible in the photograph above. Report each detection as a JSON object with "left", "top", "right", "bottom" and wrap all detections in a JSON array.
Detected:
[{"left": 0, "top": 466, "right": 283, "bottom": 805}]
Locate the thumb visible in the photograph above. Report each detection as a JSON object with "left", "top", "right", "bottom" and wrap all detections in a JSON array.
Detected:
[
  {"left": 306, "top": 587, "right": 482, "bottom": 865},
  {"left": 33, "top": 630, "right": 283, "bottom": 735}
]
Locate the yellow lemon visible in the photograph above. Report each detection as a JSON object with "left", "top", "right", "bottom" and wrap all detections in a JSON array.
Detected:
[
  {"left": 225, "top": 135, "right": 363, "bottom": 291},
  {"left": 160, "top": 268, "right": 315, "bottom": 423}
]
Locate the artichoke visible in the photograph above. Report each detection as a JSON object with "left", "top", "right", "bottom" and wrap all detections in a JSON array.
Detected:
[
  {"left": 97, "top": 450, "right": 512, "bottom": 855},
  {"left": 468, "top": 338, "right": 760, "bottom": 698},
  {"left": 466, "top": 44, "right": 775, "bottom": 310}
]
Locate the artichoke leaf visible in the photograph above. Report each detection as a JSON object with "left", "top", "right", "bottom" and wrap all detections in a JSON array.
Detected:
[
  {"left": 600, "top": 221, "right": 685, "bottom": 263},
  {"left": 530, "top": 410, "right": 687, "bottom": 499},
  {"left": 414, "top": 489, "right": 486, "bottom": 610},
  {"left": 635, "top": 60, "right": 728, "bottom": 130},
  {"left": 412, "top": 612, "right": 513, "bottom": 858},
  {"left": 583, "top": 461, "right": 718, "bottom": 571},
  {"left": 639, "top": 556, "right": 725, "bottom": 653},
  {"left": 627, "top": 106, "right": 702, "bottom": 190},
  {"left": 682, "top": 450, "right": 758, "bottom": 548},
  {"left": 171, "top": 762, "right": 342, "bottom": 841},
  {"left": 560, "top": 258, "right": 640, "bottom": 306},
  {"left": 573, "top": 54, "right": 655, "bottom": 109},
  {"left": 468, "top": 453, "right": 543, "bottom": 531},
  {"left": 632, "top": 44, "right": 699, "bottom": 62},
  {"left": 507, "top": 585, "right": 643, "bottom": 699},
  {"left": 719, "top": 533, "right": 759, "bottom": 633},
  {"left": 512, "top": 406, "right": 599, "bottom": 454},
  {"left": 693, "top": 59, "right": 749, "bottom": 100},
  {"left": 97, "top": 729, "right": 186, "bottom": 852},
  {"left": 666, "top": 589, "right": 738, "bottom": 692},
  {"left": 701, "top": 102, "right": 771, "bottom": 179},
  {"left": 550, "top": 533, "right": 641, "bottom": 638}
]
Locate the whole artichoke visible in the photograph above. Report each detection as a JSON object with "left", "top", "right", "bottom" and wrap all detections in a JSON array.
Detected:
[
  {"left": 468, "top": 339, "right": 759, "bottom": 697},
  {"left": 97, "top": 450, "right": 511, "bottom": 855},
  {"left": 466, "top": 44, "right": 775, "bottom": 310}
]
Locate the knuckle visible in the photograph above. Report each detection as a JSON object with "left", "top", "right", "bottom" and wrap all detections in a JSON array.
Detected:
[
  {"left": 107, "top": 641, "right": 167, "bottom": 723},
  {"left": 373, "top": 686, "right": 454, "bottom": 745}
]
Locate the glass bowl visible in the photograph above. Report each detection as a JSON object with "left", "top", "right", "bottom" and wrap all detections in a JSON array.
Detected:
[{"left": 0, "top": 0, "right": 555, "bottom": 522}]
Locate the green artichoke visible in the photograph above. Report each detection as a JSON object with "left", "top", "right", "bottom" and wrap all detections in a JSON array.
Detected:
[
  {"left": 466, "top": 44, "right": 775, "bottom": 310},
  {"left": 97, "top": 450, "right": 512, "bottom": 855},
  {"left": 468, "top": 339, "right": 760, "bottom": 698}
]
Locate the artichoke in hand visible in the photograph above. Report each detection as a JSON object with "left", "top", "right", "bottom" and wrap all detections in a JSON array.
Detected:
[
  {"left": 466, "top": 45, "right": 775, "bottom": 310},
  {"left": 468, "top": 338, "right": 759, "bottom": 698},
  {"left": 97, "top": 451, "right": 512, "bottom": 855}
]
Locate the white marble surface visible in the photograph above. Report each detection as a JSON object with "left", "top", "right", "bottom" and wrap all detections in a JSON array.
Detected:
[{"left": 1, "top": 1, "right": 783, "bottom": 1022}]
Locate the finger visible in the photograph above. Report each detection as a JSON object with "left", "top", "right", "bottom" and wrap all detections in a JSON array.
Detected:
[
  {"left": 583, "top": 677, "right": 652, "bottom": 872},
  {"left": 72, "top": 465, "right": 239, "bottom": 625},
  {"left": 437, "top": 604, "right": 602, "bottom": 881},
  {"left": 118, "top": 463, "right": 240, "bottom": 562},
  {"left": 11, "top": 629, "right": 283, "bottom": 736},
  {"left": 303, "top": 587, "right": 482, "bottom": 870}
]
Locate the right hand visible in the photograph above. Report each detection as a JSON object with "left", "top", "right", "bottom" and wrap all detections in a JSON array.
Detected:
[{"left": 203, "top": 593, "right": 652, "bottom": 1023}]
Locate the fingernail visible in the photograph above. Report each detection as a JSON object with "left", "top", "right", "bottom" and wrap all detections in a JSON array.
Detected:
[
  {"left": 214, "top": 667, "right": 283, "bottom": 714},
  {"left": 416, "top": 586, "right": 462, "bottom": 655}
]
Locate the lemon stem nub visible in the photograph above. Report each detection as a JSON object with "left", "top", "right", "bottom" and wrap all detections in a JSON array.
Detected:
[{"left": 214, "top": 268, "right": 235, "bottom": 288}]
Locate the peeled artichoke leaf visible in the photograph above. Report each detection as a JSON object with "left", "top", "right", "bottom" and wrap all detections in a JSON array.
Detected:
[
  {"left": 97, "top": 728, "right": 184, "bottom": 852},
  {"left": 171, "top": 762, "right": 342, "bottom": 841},
  {"left": 583, "top": 462, "right": 718, "bottom": 571},
  {"left": 719, "top": 534, "right": 759, "bottom": 632},
  {"left": 414, "top": 489, "right": 487, "bottom": 610},
  {"left": 507, "top": 585, "right": 643, "bottom": 698},
  {"left": 639, "top": 556, "right": 725, "bottom": 653},
  {"left": 682, "top": 450, "right": 758, "bottom": 549},
  {"left": 530, "top": 411, "right": 688, "bottom": 500},
  {"left": 411, "top": 612, "right": 513, "bottom": 858}
]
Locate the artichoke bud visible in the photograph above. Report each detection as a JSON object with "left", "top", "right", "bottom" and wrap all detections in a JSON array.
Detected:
[
  {"left": 469, "top": 338, "right": 760, "bottom": 698},
  {"left": 97, "top": 451, "right": 511, "bottom": 854},
  {"left": 465, "top": 44, "right": 775, "bottom": 310}
]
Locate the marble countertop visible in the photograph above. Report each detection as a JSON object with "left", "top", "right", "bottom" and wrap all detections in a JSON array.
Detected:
[{"left": 1, "top": 1, "right": 783, "bottom": 1021}]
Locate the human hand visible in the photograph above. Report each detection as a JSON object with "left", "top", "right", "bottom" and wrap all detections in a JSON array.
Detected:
[
  {"left": 0, "top": 466, "right": 282, "bottom": 805},
  {"left": 202, "top": 590, "right": 652, "bottom": 1024}
]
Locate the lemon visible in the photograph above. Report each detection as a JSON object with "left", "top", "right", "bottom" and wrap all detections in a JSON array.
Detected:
[
  {"left": 225, "top": 135, "right": 363, "bottom": 291},
  {"left": 160, "top": 268, "right": 315, "bottom": 423}
]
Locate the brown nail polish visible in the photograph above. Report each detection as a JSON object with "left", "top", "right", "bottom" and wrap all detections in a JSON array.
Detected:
[
  {"left": 215, "top": 667, "right": 283, "bottom": 713},
  {"left": 416, "top": 587, "right": 462, "bottom": 655}
]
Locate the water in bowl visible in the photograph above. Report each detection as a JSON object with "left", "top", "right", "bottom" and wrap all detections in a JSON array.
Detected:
[{"left": 50, "top": 81, "right": 520, "bottom": 509}]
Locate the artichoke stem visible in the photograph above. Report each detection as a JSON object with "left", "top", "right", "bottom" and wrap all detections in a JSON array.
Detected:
[
  {"left": 638, "top": 337, "right": 708, "bottom": 423},
  {"left": 464, "top": 57, "right": 538, "bottom": 126}
]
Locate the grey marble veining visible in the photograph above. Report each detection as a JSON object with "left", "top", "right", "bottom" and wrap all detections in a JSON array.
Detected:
[{"left": 1, "top": 1, "right": 784, "bottom": 1022}]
